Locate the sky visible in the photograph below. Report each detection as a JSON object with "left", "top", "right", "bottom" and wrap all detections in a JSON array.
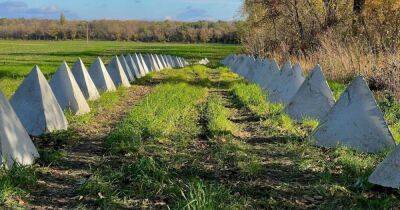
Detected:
[{"left": 0, "top": 0, "right": 243, "bottom": 21}]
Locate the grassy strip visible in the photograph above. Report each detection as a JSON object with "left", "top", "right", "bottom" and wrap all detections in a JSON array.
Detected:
[
  {"left": 204, "top": 94, "right": 235, "bottom": 137},
  {"left": 80, "top": 70, "right": 246, "bottom": 208},
  {"left": 106, "top": 83, "right": 207, "bottom": 154},
  {"left": 230, "top": 83, "right": 269, "bottom": 117}
]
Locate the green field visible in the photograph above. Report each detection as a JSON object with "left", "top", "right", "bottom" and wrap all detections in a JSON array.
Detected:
[{"left": 0, "top": 40, "right": 239, "bottom": 97}]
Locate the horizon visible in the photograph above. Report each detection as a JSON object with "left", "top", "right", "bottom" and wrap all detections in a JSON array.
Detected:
[{"left": 0, "top": 0, "right": 243, "bottom": 21}]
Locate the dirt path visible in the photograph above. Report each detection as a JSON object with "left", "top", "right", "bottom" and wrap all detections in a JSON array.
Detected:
[
  {"left": 210, "top": 87, "right": 318, "bottom": 209},
  {"left": 27, "top": 85, "right": 152, "bottom": 209}
]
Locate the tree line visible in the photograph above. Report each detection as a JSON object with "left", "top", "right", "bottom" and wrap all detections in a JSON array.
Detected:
[{"left": 0, "top": 18, "right": 239, "bottom": 44}]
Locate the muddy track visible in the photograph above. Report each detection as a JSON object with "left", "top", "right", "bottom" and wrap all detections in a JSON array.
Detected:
[{"left": 27, "top": 85, "right": 152, "bottom": 209}]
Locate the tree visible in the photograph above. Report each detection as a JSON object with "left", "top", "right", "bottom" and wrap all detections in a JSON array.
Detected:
[{"left": 60, "top": 13, "right": 66, "bottom": 26}]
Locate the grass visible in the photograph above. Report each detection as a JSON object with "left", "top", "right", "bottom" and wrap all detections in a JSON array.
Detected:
[
  {"left": 204, "top": 94, "right": 235, "bottom": 137},
  {"left": 106, "top": 82, "right": 207, "bottom": 154},
  {"left": 79, "top": 66, "right": 248, "bottom": 208},
  {"left": 0, "top": 165, "right": 37, "bottom": 207},
  {"left": 0, "top": 40, "right": 239, "bottom": 97},
  {"left": 76, "top": 66, "right": 400, "bottom": 208},
  {"left": 230, "top": 83, "right": 269, "bottom": 117}
]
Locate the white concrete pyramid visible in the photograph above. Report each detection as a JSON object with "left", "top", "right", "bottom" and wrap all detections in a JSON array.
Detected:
[
  {"left": 155, "top": 54, "right": 164, "bottom": 70},
  {"left": 161, "top": 55, "right": 170, "bottom": 69},
  {"left": 263, "top": 59, "right": 281, "bottom": 92},
  {"left": 119, "top": 55, "right": 135, "bottom": 82},
  {"left": 285, "top": 65, "right": 335, "bottom": 121},
  {"left": 251, "top": 59, "right": 271, "bottom": 87},
  {"left": 10, "top": 66, "right": 68, "bottom": 136},
  {"left": 88, "top": 57, "right": 116, "bottom": 93},
  {"left": 143, "top": 54, "right": 154, "bottom": 72},
  {"left": 71, "top": 58, "right": 100, "bottom": 101},
  {"left": 138, "top": 53, "right": 150, "bottom": 74},
  {"left": 107, "top": 56, "right": 131, "bottom": 88},
  {"left": 369, "top": 146, "right": 400, "bottom": 188},
  {"left": 0, "top": 91, "right": 39, "bottom": 168},
  {"left": 310, "top": 76, "right": 396, "bottom": 153},
  {"left": 50, "top": 62, "right": 91, "bottom": 115},
  {"left": 167, "top": 55, "right": 175, "bottom": 68},
  {"left": 133, "top": 54, "right": 147, "bottom": 77},
  {"left": 150, "top": 54, "right": 161, "bottom": 71},
  {"left": 125, "top": 54, "right": 141, "bottom": 78},
  {"left": 269, "top": 62, "right": 305, "bottom": 104}
]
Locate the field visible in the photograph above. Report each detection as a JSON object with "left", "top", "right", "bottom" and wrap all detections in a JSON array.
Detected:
[
  {"left": 0, "top": 40, "right": 239, "bottom": 97},
  {"left": 0, "top": 41, "right": 400, "bottom": 208}
]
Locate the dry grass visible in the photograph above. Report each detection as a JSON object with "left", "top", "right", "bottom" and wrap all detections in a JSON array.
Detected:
[{"left": 271, "top": 34, "right": 400, "bottom": 99}]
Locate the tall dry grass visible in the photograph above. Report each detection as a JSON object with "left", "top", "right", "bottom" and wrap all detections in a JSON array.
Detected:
[{"left": 272, "top": 33, "right": 400, "bottom": 99}]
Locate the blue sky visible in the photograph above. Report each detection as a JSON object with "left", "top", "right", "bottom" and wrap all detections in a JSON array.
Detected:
[{"left": 0, "top": 0, "right": 243, "bottom": 21}]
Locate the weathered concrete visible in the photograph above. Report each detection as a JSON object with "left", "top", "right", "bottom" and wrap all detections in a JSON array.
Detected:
[
  {"left": 50, "top": 62, "right": 91, "bottom": 115},
  {"left": 155, "top": 54, "right": 164, "bottom": 70},
  {"left": 151, "top": 54, "right": 161, "bottom": 71},
  {"left": 310, "top": 76, "right": 396, "bottom": 153},
  {"left": 119, "top": 55, "right": 135, "bottom": 82},
  {"left": 106, "top": 56, "right": 131, "bottom": 88},
  {"left": 250, "top": 59, "right": 271, "bottom": 86},
  {"left": 0, "top": 91, "right": 39, "bottom": 168},
  {"left": 161, "top": 55, "right": 170, "bottom": 68},
  {"left": 369, "top": 146, "right": 400, "bottom": 188},
  {"left": 10, "top": 66, "right": 68, "bottom": 136},
  {"left": 269, "top": 62, "right": 305, "bottom": 104},
  {"left": 167, "top": 55, "right": 175, "bottom": 68},
  {"left": 88, "top": 57, "right": 116, "bottom": 93},
  {"left": 285, "top": 65, "right": 335, "bottom": 121},
  {"left": 143, "top": 54, "right": 154, "bottom": 72},
  {"left": 133, "top": 54, "right": 147, "bottom": 77},
  {"left": 125, "top": 54, "right": 141, "bottom": 78},
  {"left": 71, "top": 58, "right": 100, "bottom": 101},
  {"left": 138, "top": 53, "right": 150, "bottom": 74}
]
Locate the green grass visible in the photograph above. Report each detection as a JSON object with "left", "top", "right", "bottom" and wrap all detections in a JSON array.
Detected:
[
  {"left": 0, "top": 165, "right": 37, "bottom": 207},
  {"left": 106, "top": 82, "right": 207, "bottom": 154},
  {"left": 230, "top": 83, "right": 269, "bottom": 117},
  {"left": 79, "top": 66, "right": 248, "bottom": 208},
  {"left": 0, "top": 40, "right": 239, "bottom": 97},
  {"left": 204, "top": 94, "right": 235, "bottom": 137}
]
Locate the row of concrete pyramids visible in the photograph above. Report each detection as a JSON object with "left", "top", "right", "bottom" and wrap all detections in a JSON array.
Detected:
[
  {"left": 222, "top": 54, "right": 400, "bottom": 189},
  {"left": 0, "top": 53, "right": 188, "bottom": 168}
]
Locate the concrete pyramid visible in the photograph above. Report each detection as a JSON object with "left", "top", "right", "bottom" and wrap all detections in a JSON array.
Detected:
[
  {"left": 10, "top": 66, "right": 68, "bottom": 136},
  {"left": 138, "top": 53, "right": 150, "bottom": 74},
  {"left": 242, "top": 58, "right": 258, "bottom": 81},
  {"left": 155, "top": 54, "right": 164, "bottom": 70},
  {"left": 167, "top": 55, "right": 175, "bottom": 68},
  {"left": 0, "top": 91, "right": 40, "bottom": 168},
  {"left": 285, "top": 65, "right": 335, "bottom": 121},
  {"left": 125, "top": 54, "right": 141, "bottom": 78},
  {"left": 119, "top": 55, "right": 135, "bottom": 82},
  {"left": 263, "top": 59, "right": 281, "bottom": 91},
  {"left": 50, "top": 62, "right": 91, "bottom": 115},
  {"left": 249, "top": 59, "right": 270, "bottom": 85},
  {"left": 71, "top": 58, "right": 100, "bottom": 101},
  {"left": 161, "top": 55, "right": 170, "bottom": 69},
  {"left": 107, "top": 56, "right": 131, "bottom": 88},
  {"left": 368, "top": 146, "right": 400, "bottom": 188},
  {"left": 133, "top": 54, "right": 147, "bottom": 77},
  {"left": 310, "top": 76, "right": 396, "bottom": 153},
  {"left": 88, "top": 57, "right": 116, "bottom": 93},
  {"left": 143, "top": 54, "right": 154, "bottom": 72},
  {"left": 150, "top": 54, "right": 161, "bottom": 71},
  {"left": 269, "top": 62, "right": 305, "bottom": 104}
]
